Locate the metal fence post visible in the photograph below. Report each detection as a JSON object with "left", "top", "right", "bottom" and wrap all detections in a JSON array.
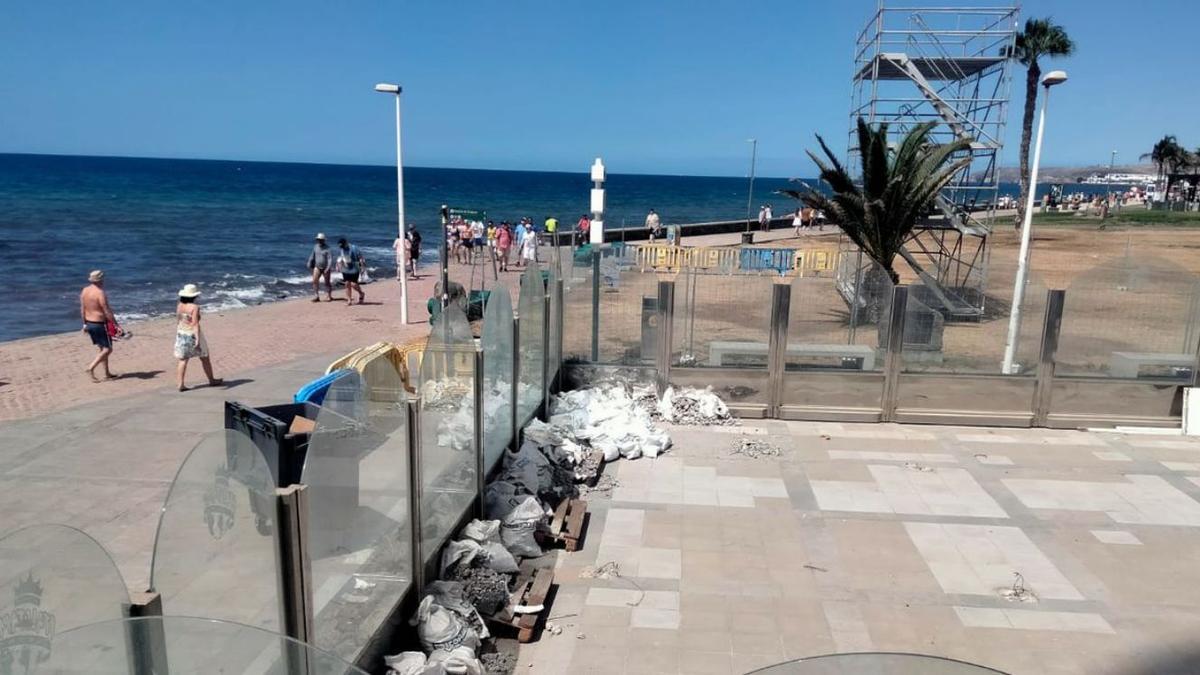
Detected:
[
  {"left": 541, "top": 290, "right": 551, "bottom": 421},
  {"left": 554, "top": 278, "right": 565, "bottom": 394},
  {"left": 406, "top": 399, "right": 425, "bottom": 598},
  {"left": 881, "top": 285, "right": 909, "bottom": 422},
  {"left": 591, "top": 250, "right": 601, "bottom": 362},
  {"left": 473, "top": 349, "right": 485, "bottom": 518},
  {"left": 274, "top": 484, "right": 313, "bottom": 645},
  {"left": 767, "top": 283, "right": 792, "bottom": 418},
  {"left": 656, "top": 280, "right": 676, "bottom": 396},
  {"left": 511, "top": 316, "right": 520, "bottom": 450},
  {"left": 124, "top": 592, "right": 168, "bottom": 675},
  {"left": 1033, "top": 289, "right": 1065, "bottom": 427}
]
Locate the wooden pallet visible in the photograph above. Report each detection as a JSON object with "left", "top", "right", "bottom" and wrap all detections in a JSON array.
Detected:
[
  {"left": 484, "top": 567, "right": 554, "bottom": 643},
  {"left": 542, "top": 498, "right": 588, "bottom": 552}
]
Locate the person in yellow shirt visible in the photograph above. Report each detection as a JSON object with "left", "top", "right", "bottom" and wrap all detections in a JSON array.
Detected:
[{"left": 544, "top": 215, "right": 558, "bottom": 246}]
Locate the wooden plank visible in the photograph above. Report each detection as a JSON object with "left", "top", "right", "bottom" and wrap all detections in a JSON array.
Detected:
[
  {"left": 564, "top": 499, "right": 588, "bottom": 552},
  {"left": 549, "top": 499, "right": 569, "bottom": 537}
]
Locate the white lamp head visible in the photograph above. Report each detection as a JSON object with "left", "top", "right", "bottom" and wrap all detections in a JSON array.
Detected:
[
  {"left": 374, "top": 83, "right": 401, "bottom": 94},
  {"left": 1041, "top": 70, "right": 1068, "bottom": 87}
]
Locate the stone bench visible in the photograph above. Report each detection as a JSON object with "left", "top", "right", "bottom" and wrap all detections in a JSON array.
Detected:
[
  {"left": 707, "top": 341, "right": 876, "bottom": 369},
  {"left": 1109, "top": 351, "right": 1195, "bottom": 378}
]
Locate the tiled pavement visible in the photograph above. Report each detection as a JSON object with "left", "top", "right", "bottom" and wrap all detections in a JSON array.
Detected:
[{"left": 514, "top": 421, "right": 1200, "bottom": 675}]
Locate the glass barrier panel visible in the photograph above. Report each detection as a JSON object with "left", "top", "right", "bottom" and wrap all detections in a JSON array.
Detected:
[
  {"left": 562, "top": 252, "right": 593, "bottom": 361},
  {"left": 303, "top": 367, "right": 412, "bottom": 664},
  {"left": 48, "top": 616, "right": 369, "bottom": 674},
  {"left": 898, "top": 262, "right": 1046, "bottom": 375},
  {"left": 0, "top": 524, "right": 130, "bottom": 646},
  {"left": 150, "top": 430, "right": 281, "bottom": 631},
  {"left": 482, "top": 286, "right": 515, "bottom": 475},
  {"left": 1057, "top": 255, "right": 1200, "bottom": 380},
  {"left": 517, "top": 263, "right": 546, "bottom": 424},
  {"left": 785, "top": 271, "right": 887, "bottom": 373},
  {"left": 671, "top": 272, "right": 778, "bottom": 369},
  {"left": 418, "top": 303, "right": 478, "bottom": 562}
]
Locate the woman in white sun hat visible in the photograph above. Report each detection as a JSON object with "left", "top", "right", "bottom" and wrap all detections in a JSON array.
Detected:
[{"left": 174, "top": 283, "right": 223, "bottom": 391}]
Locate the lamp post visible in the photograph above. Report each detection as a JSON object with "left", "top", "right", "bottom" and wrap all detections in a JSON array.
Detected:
[
  {"left": 374, "top": 82, "right": 409, "bottom": 324},
  {"left": 1002, "top": 70, "right": 1068, "bottom": 374},
  {"left": 744, "top": 139, "right": 757, "bottom": 236}
]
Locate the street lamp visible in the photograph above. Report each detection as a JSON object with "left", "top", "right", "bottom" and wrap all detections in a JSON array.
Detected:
[
  {"left": 1002, "top": 70, "right": 1067, "bottom": 374},
  {"left": 374, "top": 82, "right": 409, "bottom": 324},
  {"left": 744, "top": 138, "right": 758, "bottom": 237}
]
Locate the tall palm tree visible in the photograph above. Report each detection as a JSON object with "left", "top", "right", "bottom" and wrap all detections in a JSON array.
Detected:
[
  {"left": 780, "top": 118, "right": 972, "bottom": 286},
  {"left": 1006, "top": 18, "right": 1075, "bottom": 227},
  {"left": 1140, "top": 135, "right": 1187, "bottom": 189}
]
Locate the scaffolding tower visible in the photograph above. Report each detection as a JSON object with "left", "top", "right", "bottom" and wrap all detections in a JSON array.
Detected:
[{"left": 841, "top": 2, "right": 1018, "bottom": 320}]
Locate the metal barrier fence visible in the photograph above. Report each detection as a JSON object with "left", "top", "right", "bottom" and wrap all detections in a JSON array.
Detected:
[{"left": 563, "top": 249, "right": 1200, "bottom": 429}]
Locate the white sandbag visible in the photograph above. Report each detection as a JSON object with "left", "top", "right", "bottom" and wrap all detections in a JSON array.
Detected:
[
  {"left": 426, "top": 647, "right": 484, "bottom": 675},
  {"left": 384, "top": 651, "right": 427, "bottom": 675},
  {"left": 424, "top": 581, "right": 490, "bottom": 641},
  {"left": 656, "top": 386, "right": 676, "bottom": 422},
  {"left": 410, "top": 595, "right": 481, "bottom": 654},
  {"left": 499, "top": 496, "right": 545, "bottom": 558},
  {"left": 462, "top": 519, "right": 501, "bottom": 544},
  {"left": 440, "top": 539, "right": 482, "bottom": 577},
  {"left": 523, "top": 418, "right": 564, "bottom": 447}
]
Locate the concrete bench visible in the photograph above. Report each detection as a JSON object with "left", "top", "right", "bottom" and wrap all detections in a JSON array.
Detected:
[
  {"left": 1110, "top": 351, "right": 1195, "bottom": 378},
  {"left": 707, "top": 341, "right": 876, "bottom": 369}
]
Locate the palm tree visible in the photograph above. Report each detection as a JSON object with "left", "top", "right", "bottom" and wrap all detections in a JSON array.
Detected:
[
  {"left": 1006, "top": 18, "right": 1075, "bottom": 227},
  {"left": 780, "top": 117, "right": 972, "bottom": 286},
  {"left": 1140, "top": 135, "right": 1187, "bottom": 191}
]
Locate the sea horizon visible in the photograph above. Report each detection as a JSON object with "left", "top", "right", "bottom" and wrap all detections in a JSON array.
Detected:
[{"left": 0, "top": 153, "right": 1130, "bottom": 343}]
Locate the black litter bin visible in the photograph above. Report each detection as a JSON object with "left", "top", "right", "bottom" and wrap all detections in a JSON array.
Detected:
[
  {"left": 224, "top": 401, "right": 321, "bottom": 488},
  {"left": 741, "top": 231, "right": 755, "bottom": 245}
]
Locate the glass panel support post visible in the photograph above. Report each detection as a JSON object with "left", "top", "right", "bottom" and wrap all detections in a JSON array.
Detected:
[
  {"left": 881, "top": 285, "right": 909, "bottom": 422},
  {"left": 591, "top": 250, "right": 601, "bottom": 362},
  {"left": 273, "top": 484, "right": 314, "bottom": 646},
  {"left": 768, "top": 283, "right": 792, "bottom": 417},
  {"left": 124, "top": 592, "right": 168, "bottom": 675},
  {"left": 656, "top": 280, "right": 676, "bottom": 396},
  {"left": 473, "top": 349, "right": 485, "bottom": 518},
  {"left": 405, "top": 399, "right": 425, "bottom": 599},
  {"left": 541, "top": 291, "right": 551, "bottom": 421},
  {"left": 511, "top": 317, "right": 521, "bottom": 450},
  {"left": 1033, "top": 289, "right": 1065, "bottom": 427},
  {"left": 554, "top": 278, "right": 565, "bottom": 394}
]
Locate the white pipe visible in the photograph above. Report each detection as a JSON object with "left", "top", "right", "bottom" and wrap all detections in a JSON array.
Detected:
[
  {"left": 1001, "top": 85, "right": 1052, "bottom": 374},
  {"left": 394, "top": 93, "right": 409, "bottom": 325}
]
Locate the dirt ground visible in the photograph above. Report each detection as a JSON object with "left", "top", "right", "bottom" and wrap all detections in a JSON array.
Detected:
[{"left": 563, "top": 226, "right": 1200, "bottom": 377}]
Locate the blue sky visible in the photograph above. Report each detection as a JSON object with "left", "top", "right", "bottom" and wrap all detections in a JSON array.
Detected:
[{"left": 2, "top": 1, "right": 1196, "bottom": 177}]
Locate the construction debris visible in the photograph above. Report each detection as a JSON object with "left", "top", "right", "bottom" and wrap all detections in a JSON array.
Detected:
[
  {"left": 581, "top": 474, "right": 620, "bottom": 498},
  {"left": 451, "top": 566, "right": 512, "bottom": 617},
  {"left": 729, "top": 437, "right": 782, "bottom": 459},
  {"left": 636, "top": 385, "right": 738, "bottom": 426},
  {"left": 480, "top": 650, "right": 518, "bottom": 675}
]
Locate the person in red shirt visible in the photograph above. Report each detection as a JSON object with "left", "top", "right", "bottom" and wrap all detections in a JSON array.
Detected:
[
  {"left": 496, "top": 222, "right": 513, "bottom": 272},
  {"left": 576, "top": 214, "right": 591, "bottom": 246}
]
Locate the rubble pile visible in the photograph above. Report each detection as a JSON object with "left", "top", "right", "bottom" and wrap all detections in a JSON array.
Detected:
[
  {"left": 729, "top": 437, "right": 782, "bottom": 459},
  {"left": 637, "top": 385, "right": 737, "bottom": 426}
]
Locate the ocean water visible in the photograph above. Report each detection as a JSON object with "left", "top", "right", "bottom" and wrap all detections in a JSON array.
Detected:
[{"left": 0, "top": 153, "right": 1123, "bottom": 342}]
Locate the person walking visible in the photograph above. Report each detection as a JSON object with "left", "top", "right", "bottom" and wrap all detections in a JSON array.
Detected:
[
  {"left": 521, "top": 221, "right": 538, "bottom": 267},
  {"left": 496, "top": 221, "right": 513, "bottom": 272},
  {"left": 645, "top": 209, "right": 661, "bottom": 241},
  {"left": 544, "top": 215, "right": 559, "bottom": 247},
  {"left": 80, "top": 270, "right": 117, "bottom": 382},
  {"left": 513, "top": 220, "right": 528, "bottom": 269},
  {"left": 307, "top": 233, "right": 334, "bottom": 301},
  {"left": 336, "top": 237, "right": 366, "bottom": 305},
  {"left": 792, "top": 208, "right": 803, "bottom": 236},
  {"left": 392, "top": 231, "right": 407, "bottom": 282},
  {"left": 406, "top": 225, "right": 422, "bottom": 279},
  {"left": 759, "top": 204, "right": 773, "bottom": 232},
  {"left": 173, "top": 283, "right": 222, "bottom": 392},
  {"left": 576, "top": 214, "right": 591, "bottom": 246},
  {"left": 470, "top": 219, "right": 486, "bottom": 263}
]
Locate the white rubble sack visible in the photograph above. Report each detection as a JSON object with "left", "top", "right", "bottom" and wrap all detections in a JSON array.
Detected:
[{"left": 410, "top": 595, "right": 481, "bottom": 655}]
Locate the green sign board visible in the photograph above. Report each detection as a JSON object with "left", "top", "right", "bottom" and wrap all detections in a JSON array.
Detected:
[{"left": 445, "top": 206, "right": 486, "bottom": 223}]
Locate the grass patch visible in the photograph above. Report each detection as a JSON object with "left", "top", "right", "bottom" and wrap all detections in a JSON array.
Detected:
[{"left": 1031, "top": 208, "right": 1200, "bottom": 228}]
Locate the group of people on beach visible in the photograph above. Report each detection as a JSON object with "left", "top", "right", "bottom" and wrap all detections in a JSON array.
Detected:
[
  {"left": 80, "top": 270, "right": 222, "bottom": 392},
  {"left": 445, "top": 217, "right": 542, "bottom": 272}
]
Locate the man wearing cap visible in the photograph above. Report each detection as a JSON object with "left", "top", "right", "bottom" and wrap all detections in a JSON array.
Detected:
[
  {"left": 80, "top": 270, "right": 116, "bottom": 382},
  {"left": 307, "top": 233, "right": 334, "bottom": 302}
]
